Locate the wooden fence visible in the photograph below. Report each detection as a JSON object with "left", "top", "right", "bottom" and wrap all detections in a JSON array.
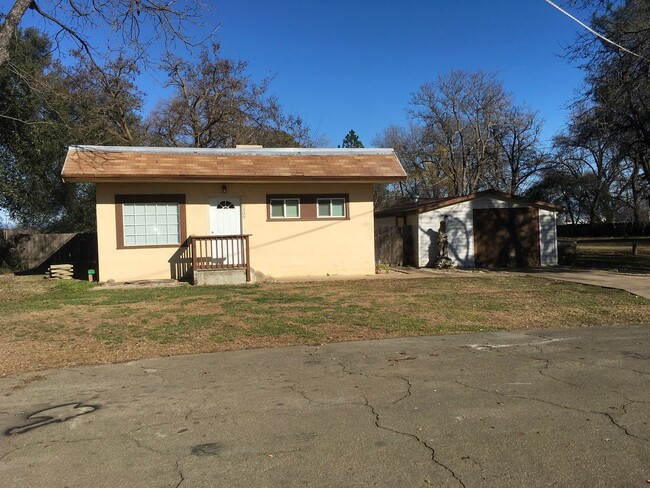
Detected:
[
  {"left": 1, "top": 229, "right": 97, "bottom": 277},
  {"left": 374, "top": 227, "right": 404, "bottom": 266}
]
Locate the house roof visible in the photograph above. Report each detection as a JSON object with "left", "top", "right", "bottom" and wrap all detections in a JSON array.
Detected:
[
  {"left": 374, "top": 190, "right": 561, "bottom": 218},
  {"left": 61, "top": 146, "right": 406, "bottom": 183}
]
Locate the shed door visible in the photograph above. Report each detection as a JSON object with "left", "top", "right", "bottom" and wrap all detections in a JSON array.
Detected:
[{"left": 473, "top": 208, "right": 540, "bottom": 267}]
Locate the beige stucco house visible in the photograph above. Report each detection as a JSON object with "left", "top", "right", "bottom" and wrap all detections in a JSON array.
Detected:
[{"left": 61, "top": 145, "right": 405, "bottom": 283}]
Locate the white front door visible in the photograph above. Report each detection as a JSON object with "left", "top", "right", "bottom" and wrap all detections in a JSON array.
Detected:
[{"left": 209, "top": 197, "right": 242, "bottom": 265}]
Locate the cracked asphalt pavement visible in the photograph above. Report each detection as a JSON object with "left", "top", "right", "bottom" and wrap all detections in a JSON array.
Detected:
[{"left": 1, "top": 324, "right": 648, "bottom": 487}]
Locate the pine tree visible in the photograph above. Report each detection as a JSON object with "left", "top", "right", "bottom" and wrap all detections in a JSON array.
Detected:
[{"left": 339, "top": 130, "right": 364, "bottom": 148}]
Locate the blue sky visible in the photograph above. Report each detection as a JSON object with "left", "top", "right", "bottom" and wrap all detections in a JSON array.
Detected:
[
  {"left": 16, "top": 0, "right": 590, "bottom": 147},
  {"left": 3, "top": 0, "right": 592, "bottom": 226},
  {"left": 203, "top": 0, "right": 587, "bottom": 147}
]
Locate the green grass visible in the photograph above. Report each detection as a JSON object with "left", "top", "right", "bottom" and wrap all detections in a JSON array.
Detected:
[
  {"left": 0, "top": 274, "right": 648, "bottom": 374},
  {"left": 570, "top": 237, "right": 650, "bottom": 272}
]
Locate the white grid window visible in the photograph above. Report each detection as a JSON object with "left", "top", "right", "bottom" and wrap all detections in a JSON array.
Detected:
[
  {"left": 317, "top": 198, "right": 346, "bottom": 218},
  {"left": 123, "top": 203, "right": 180, "bottom": 246},
  {"left": 270, "top": 198, "right": 300, "bottom": 219}
]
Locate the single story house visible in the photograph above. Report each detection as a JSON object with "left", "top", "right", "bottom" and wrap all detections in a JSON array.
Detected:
[
  {"left": 375, "top": 191, "right": 561, "bottom": 268},
  {"left": 61, "top": 145, "right": 406, "bottom": 283}
]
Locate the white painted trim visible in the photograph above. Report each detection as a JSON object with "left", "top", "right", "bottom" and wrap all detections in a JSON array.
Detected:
[
  {"left": 316, "top": 197, "right": 346, "bottom": 219},
  {"left": 269, "top": 198, "right": 301, "bottom": 219},
  {"left": 68, "top": 145, "right": 396, "bottom": 157}
]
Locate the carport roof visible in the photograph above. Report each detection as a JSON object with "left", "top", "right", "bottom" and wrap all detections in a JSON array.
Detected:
[
  {"left": 61, "top": 145, "right": 407, "bottom": 183},
  {"left": 374, "top": 190, "right": 561, "bottom": 217}
]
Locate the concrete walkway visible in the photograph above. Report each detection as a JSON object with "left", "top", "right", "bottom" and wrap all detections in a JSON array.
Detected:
[
  {"left": 272, "top": 266, "right": 650, "bottom": 299},
  {"left": 514, "top": 267, "right": 650, "bottom": 299}
]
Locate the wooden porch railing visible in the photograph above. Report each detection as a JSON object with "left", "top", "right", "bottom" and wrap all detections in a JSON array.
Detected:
[{"left": 190, "top": 234, "right": 252, "bottom": 282}]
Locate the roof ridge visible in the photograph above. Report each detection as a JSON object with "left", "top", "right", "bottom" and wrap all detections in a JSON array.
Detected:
[{"left": 69, "top": 145, "right": 396, "bottom": 156}]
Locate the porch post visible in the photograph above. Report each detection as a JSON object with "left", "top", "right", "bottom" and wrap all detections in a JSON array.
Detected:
[{"left": 245, "top": 235, "right": 251, "bottom": 282}]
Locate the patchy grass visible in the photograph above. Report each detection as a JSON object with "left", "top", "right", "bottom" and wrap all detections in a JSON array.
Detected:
[
  {"left": 0, "top": 273, "right": 648, "bottom": 375},
  {"left": 573, "top": 237, "right": 650, "bottom": 272}
]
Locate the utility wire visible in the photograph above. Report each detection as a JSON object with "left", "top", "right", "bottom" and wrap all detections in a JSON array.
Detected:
[{"left": 544, "top": 0, "right": 647, "bottom": 60}]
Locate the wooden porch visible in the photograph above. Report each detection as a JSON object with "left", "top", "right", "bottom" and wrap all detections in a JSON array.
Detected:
[{"left": 189, "top": 234, "right": 252, "bottom": 283}]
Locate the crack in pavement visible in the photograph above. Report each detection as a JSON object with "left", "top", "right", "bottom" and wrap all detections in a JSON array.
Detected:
[
  {"left": 125, "top": 433, "right": 190, "bottom": 488},
  {"left": 337, "top": 360, "right": 413, "bottom": 407},
  {"left": 183, "top": 396, "right": 210, "bottom": 422},
  {"left": 530, "top": 355, "right": 582, "bottom": 388},
  {"left": 498, "top": 349, "right": 648, "bottom": 403},
  {"left": 602, "top": 408, "right": 642, "bottom": 440},
  {"left": 289, "top": 365, "right": 463, "bottom": 485},
  {"left": 388, "top": 376, "right": 413, "bottom": 406},
  {"left": 0, "top": 447, "right": 19, "bottom": 462},
  {"left": 362, "top": 396, "right": 466, "bottom": 488},
  {"left": 338, "top": 361, "right": 370, "bottom": 378},
  {"left": 455, "top": 380, "right": 649, "bottom": 442},
  {"left": 537, "top": 369, "right": 581, "bottom": 388},
  {"left": 123, "top": 432, "right": 169, "bottom": 455},
  {"left": 173, "top": 458, "right": 185, "bottom": 488},
  {"left": 287, "top": 384, "right": 364, "bottom": 407}
]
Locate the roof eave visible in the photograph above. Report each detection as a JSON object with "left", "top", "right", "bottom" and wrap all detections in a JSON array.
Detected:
[
  {"left": 62, "top": 175, "right": 406, "bottom": 184},
  {"left": 375, "top": 190, "right": 561, "bottom": 216}
]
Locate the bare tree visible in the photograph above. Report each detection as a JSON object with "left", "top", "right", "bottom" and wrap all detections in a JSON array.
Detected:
[
  {"left": 146, "top": 44, "right": 313, "bottom": 148},
  {"left": 65, "top": 52, "right": 143, "bottom": 145},
  {"left": 410, "top": 70, "right": 510, "bottom": 196},
  {"left": 0, "top": 0, "right": 215, "bottom": 67},
  {"left": 490, "top": 106, "right": 547, "bottom": 194},
  {"left": 373, "top": 123, "right": 448, "bottom": 201},
  {"left": 551, "top": 105, "right": 636, "bottom": 222},
  {"left": 559, "top": 0, "right": 650, "bottom": 184}
]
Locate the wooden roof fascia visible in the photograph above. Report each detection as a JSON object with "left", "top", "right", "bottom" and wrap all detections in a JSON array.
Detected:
[
  {"left": 374, "top": 190, "right": 561, "bottom": 217},
  {"left": 63, "top": 175, "right": 405, "bottom": 184}
]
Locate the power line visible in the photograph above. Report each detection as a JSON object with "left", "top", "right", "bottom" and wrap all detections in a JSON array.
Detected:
[{"left": 544, "top": 0, "right": 647, "bottom": 60}]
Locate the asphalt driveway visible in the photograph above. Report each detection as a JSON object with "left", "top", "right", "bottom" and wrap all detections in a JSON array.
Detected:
[{"left": 1, "top": 324, "right": 648, "bottom": 487}]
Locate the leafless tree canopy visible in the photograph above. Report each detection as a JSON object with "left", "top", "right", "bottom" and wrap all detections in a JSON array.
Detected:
[
  {"left": 145, "top": 44, "right": 314, "bottom": 148},
  {"left": 0, "top": 0, "right": 214, "bottom": 67},
  {"left": 535, "top": 0, "right": 650, "bottom": 223},
  {"left": 374, "top": 70, "right": 547, "bottom": 205},
  {"left": 411, "top": 71, "right": 512, "bottom": 196}
]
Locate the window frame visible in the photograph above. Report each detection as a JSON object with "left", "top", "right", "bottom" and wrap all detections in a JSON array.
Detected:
[
  {"left": 317, "top": 197, "right": 346, "bottom": 219},
  {"left": 266, "top": 194, "right": 350, "bottom": 222},
  {"left": 269, "top": 198, "right": 301, "bottom": 220},
  {"left": 115, "top": 194, "right": 187, "bottom": 249}
]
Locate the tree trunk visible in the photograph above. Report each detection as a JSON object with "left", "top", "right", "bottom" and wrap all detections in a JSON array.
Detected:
[
  {"left": 631, "top": 160, "right": 640, "bottom": 225},
  {"left": 0, "top": 0, "right": 33, "bottom": 67}
]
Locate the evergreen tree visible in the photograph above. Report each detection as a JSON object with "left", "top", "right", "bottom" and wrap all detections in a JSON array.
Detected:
[
  {"left": 0, "top": 28, "right": 143, "bottom": 230},
  {"left": 339, "top": 130, "right": 364, "bottom": 148}
]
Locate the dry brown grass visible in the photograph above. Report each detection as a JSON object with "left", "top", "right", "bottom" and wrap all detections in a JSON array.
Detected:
[{"left": 0, "top": 273, "right": 648, "bottom": 375}]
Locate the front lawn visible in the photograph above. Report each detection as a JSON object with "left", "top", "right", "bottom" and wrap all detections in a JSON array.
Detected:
[
  {"left": 574, "top": 237, "right": 650, "bottom": 272},
  {"left": 0, "top": 274, "right": 648, "bottom": 375}
]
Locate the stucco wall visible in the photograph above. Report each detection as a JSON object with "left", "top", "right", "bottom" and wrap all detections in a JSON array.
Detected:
[
  {"left": 96, "top": 182, "right": 376, "bottom": 281},
  {"left": 416, "top": 196, "right": 557, "bottom": 268}
]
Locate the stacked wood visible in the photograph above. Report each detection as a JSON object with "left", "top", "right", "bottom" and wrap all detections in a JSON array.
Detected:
[{"left": 49, "top": 264, "right": 74, "bottom": 280}]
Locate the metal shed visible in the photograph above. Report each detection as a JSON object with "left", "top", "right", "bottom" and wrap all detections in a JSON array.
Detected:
[{"left": 375, "top": 190, "right": 560, "bottom": 268}]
